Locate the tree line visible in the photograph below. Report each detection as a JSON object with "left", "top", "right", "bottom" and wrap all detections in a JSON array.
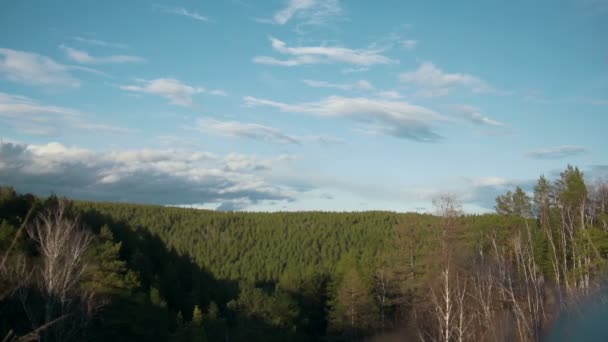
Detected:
[{"left": 1, "top": 165, "right": 608, "bottom": 341}]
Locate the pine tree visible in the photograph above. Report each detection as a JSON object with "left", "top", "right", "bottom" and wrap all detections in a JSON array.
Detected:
[
  {"left": 329, "top": 268, "right": 376, "bottom": 336},
  {"left": 192, "top": 305, "right": 203, "bottom": 325},
  {"left": 512, "top": 186, "right": 533, "bottom": 218},
  {"left": 83, "top": 225, "right": 139, "bottom": 298}
]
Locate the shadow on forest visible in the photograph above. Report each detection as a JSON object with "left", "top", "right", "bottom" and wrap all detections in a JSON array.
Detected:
[{"left": 79, "top": 208, "right": 313, "bottom": 341}]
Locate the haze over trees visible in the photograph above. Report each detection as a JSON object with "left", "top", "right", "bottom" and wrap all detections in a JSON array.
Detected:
[{"left": 1, "top": 165, "right": 608, "bottom": 341}]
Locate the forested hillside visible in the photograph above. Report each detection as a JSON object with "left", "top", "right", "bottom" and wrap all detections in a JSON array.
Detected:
[{"left": 2, "top": 165, "right": 608, "bottom": 341}]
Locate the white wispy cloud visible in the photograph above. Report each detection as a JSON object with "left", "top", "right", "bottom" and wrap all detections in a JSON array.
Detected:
[
  {"left": 244, "top": 95, "right": 446, "bottom": 142},
  {"left": 0, "top": 92, "right": 130, "bottom": 135},
  {"left": 120, "top": 78, "right": 206, "bottom": 107},
  {"left": 469, "top": 176, "right": 509, "bottom": 187},
  {"left": 72, "top": 36, "right": 128, "bottom": 49},
  {"left": 160, "top": 6, "right": 209, "bottom": 22},
  {"left": 60, "top": 45, "right": 145, "bottom": 64},
  {"left": 401, "top": 39, "right": 418, "bottom": 49},
  {"left": 376, "top": 90, "right": 403, "bottom": 99},
  {"left": 270, "top": 0, "right": 342, "bottom": 27},
  {"left": 525, "top": 145, "right": 588, "bottom": 160},
  {"left": 0, "top": 140, "right": 293, "bottom": 208},
  {"left": 399, "top": 62, "right": 494, "bottom": 97},
  {"left": 454, "top": 105, "right": 504, "bottom": 127},
  {"left": 197, "top": 117, "right": 343, "bottom": 145},
  {"left": 274, "top": 0, "right": 315, "bottom": 24},
  {"left": 197, "top": 118, "right": 300, "bottom": 144},
  {"left": 341, "top": 67, "right": 370, "bottom": 74},
  {"left": 302, "top": 79, "right": 373, "bottom": 90},
  {"left": 210, "top": 89, "right": 228, "bottom": 96},
  {"left": 253, "top": 37, "right": 396, "bottom": 67},
  {"left": 300, "top": 135, "right": 345, "bottom": 145},
  {"left": 0, "top": 48, "right": 80, "bottom": 87}
]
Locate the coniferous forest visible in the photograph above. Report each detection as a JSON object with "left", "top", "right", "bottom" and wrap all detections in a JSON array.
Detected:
[{"left": 2, "top": 165, "right": 608, "bottom": 341}]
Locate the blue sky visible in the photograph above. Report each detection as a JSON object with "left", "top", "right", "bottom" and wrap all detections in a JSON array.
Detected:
[{"left": 0, "top": 0, "right": 606, "bottom": 212}]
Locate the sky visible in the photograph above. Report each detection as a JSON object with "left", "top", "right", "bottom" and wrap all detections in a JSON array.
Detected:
[{"left": 0, "top": 0, "right": 607, "bottom": 213}]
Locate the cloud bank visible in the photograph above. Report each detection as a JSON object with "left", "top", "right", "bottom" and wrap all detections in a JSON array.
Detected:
[{"left": 0, "top": 140, "right": 293, "bottom": 208}]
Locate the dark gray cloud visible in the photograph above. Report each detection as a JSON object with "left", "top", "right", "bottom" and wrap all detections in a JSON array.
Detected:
[{"left": 0, "top": 140, "right": 293, "bottom": 207}]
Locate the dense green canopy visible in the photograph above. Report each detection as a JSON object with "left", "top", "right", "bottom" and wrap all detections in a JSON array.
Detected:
[{"left": 2, "top": 165, "right": 608, "bottom": 341}]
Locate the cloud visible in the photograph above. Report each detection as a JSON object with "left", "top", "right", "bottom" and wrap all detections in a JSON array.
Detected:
[
  {"left": 0, "top": 140, "right": 293, "bottom": 207},
  {"left": 196, "top": 117, "right": 342, "bottom": 145},
  {"left": 463, "top": 177, "right": 512, "bottom": 211},
  {"left": 277, "top": 154, "right": 297, "bottom": 162},
  {"left": 376, "top": 90, "right": 402, "bottom": 99},
  {"left": 469, "top": 176, "right": 509, "bottom": 187},
  {"left": 454, "top": 105, "right": 504, "bottom": 127},
  {"left": 209, "top": 89, "right": 228, "bottom": 96},
  {"left": 271, "top": 0, "right": 342, "bottom": 26},
  {"left": 302, "top": 79, "right": 373, "bottom": 90},
  {"left": 197, "top": 118, "right": 300, "bottom": 144},
  {"left": 243, "top": 95, "right": 446, "bottom": 142},
  {"left": 0, "top": 48, "right": 80, "bottom": 87},
  {"left": 399, "top": 62, "right": 493, "bottom": 97},
  {"left": 525, "top": 145, "right": 588, "bottom": 160},
  {"left": 222, "top": 153, "right": 272, "bottom": 172},
  {"left": 342, "top": 67, "right": 370, "bottom": 74},
  {"left": 160, "top": 6, "right": 209, "bottom": 22},
  {"left": 253, "top": 37, "right": 396, "bottom": 67},
  {"left": 401, "top": 39, "right": 418, "bottom": 49},
  {"left": 274, "top": 0, "right": 316, "bottom": 24},
  {"left": 300, "top": 135, "right": 345, "bottom": 145},
  {"left": 0, "top": 92, "right": 130, "bottom": 135},
  {"left": 216, "top": 201, "right": 249, "bottom": 211},
  {"left": 120, "top": 78, "right": 205, "bottom": 107},
  {"left": 72, "top": 36, "right": 128, "bottom": 49},
  {"left": 60, "top": 45, "right": 145, "bottom": 64}
]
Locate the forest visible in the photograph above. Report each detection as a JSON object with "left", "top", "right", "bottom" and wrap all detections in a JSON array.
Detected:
[{"left": 1, "top": 165, "right": 608, "bottom": 341}]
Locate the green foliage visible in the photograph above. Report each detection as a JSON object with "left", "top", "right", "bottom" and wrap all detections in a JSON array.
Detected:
[
  {"left": 74, "top": 202, "right": 398, "bottom": 283},
  {"left": 150, "top": 287, "right": 167, "bottom": 308},
  {"left": 0, "top": 220, "right": 15, "bottom": 250},
  {"left": 206, "top": 301, "right": 219, "bottom": 320},
  {"left": 495, "top": 186, "right": 533, "bottom": 218},
  {"left": 329, "top": 268, "right": 376, "bottom": 336},
  {"left": 192, "top": 305, "right": 203, "bottom": 325},
  {"left": 82, "top": 225, "right": 139, "bottom": 297},
  {"left": 534, "top": 175, "right": 552, "bottom": 211},
  {"left": 3, "top": 166, "right": 608, "bottom": 342},
  {"left": 230, "top": 283, "right": 299, "bottom": 328},
  {"left": 556, "top": 165, "right": 587, "bottom": 208}
]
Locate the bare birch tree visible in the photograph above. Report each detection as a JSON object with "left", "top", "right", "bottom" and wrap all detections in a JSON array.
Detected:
[{"left": 25, "top": 199, "right": 93, "bottom": 340}]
